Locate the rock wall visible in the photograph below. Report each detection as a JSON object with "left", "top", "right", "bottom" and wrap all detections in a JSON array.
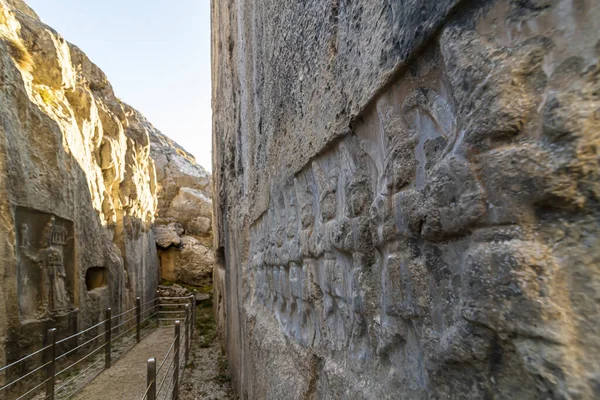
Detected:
[
  {"left": 212, "top": 0, "right": 600, "bottom": 398},
  {"left": 0, "top": 0, "right": 160, "bottom": 369},
  {"left": 150, "top": 129, "right": 214, "bottom": 287}
]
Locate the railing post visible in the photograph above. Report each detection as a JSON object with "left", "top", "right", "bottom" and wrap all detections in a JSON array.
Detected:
[
  {"left": 147, "top": 357, "right": 156, "bottom": 400},
  {"left": 190, "top": 293, "right": 196, "bottom": 341},
  {"left": 173, "top": 321, "right": 180, "bottom": 400},
  {"left": 105, "top": 308, "right": 112, "bottom": 369},
  {"left": 136, "top": 297, "right": 141, "bottom": 343},
  {"left": 184, "top": 304, "right": 190, "bottom": 363},
  {"left": 45, "top": 328, "right": 56, "bottom": 400},
  {"left": 155, "top": 290, "right": 160, "bottom": 328}
]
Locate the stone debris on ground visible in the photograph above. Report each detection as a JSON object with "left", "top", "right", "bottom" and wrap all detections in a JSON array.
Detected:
[{"left": 180, "top": 295, "right": 235, "bottom": 400}]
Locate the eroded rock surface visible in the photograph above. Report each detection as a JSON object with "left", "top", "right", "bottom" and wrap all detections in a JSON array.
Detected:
[
  {"left": 212, "top": 0, "right": 600, "bottom": 398},
  {"left": 150, "top": 129, "right": 214, "bottom": 287},
  {"left": 0, "top": 0, "right": 161, "bottom": 371}
]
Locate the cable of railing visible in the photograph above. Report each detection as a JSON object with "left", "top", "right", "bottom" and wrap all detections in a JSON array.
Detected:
[
  {"left": 0, "top": 343, "right": 51, "bottom": 374},
  {"left": 62, "top": 362, "right": 105, "bottom": 400},
  {"left": 112, "top": 314, "right": 137, "bottom": 332},
  {"left": 158, "top": 303, "right": 189, "bottom": 307},
  {"left": 158, "top": 310, "right": 185, "bottom": 314},
  {"left": 56, "top": 342, "right": 106, "bottom": 376},
  {"left": 157, "top": 340, "right": 176, "bottom": 374},
  {"left": 55, "top": 356, "right": 104, "bottom": 394},
  {"left": 156, "top": 352, "right": 175, "bottom": 397},
  {"left": 142, "top": 304, "right": 157, "bottom": 313},
  {"left": 14, "top": 376, "right": 51, "bottom": 400},
  {"left": 159, "top": 296, "right": 193, "bottom": 300},
  {"left": 141, "top": 380, "right": 154, "bottom": 400},
  {"left": 56, "top": 330, "right": 105, "bottom": 361},
  {"left": 56, "top": 319, "right": 108, "bottom": 345},
  {"left": 162, "top": 373, "right": 176, "bottom": 400},
  {"left": 141, "top": 312, "right": 158, "bottom": 326},
  {"left": 111, "top": 307, "right": 136, "bottom": 320},
  {"left": 141, "top": 298, "right": 158, "bottom": 307},
  {"left": 0, "top": 359, "right": 52, "bottom": 392},
  {"left": 112, "top": 322, "right": 138, "bottom": 342}
]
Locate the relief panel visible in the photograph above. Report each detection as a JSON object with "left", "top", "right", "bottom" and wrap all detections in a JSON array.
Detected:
[{"left": 16, "top": 207, "right": 76, "bottom": 321}]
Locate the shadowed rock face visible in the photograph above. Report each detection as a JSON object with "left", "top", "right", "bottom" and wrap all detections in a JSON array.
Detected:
[
  {"left": 212, "top": 0, "right": 600, "bottom": 398},
  {"left": 0, "top": 0, "right": 161, "bottom": 371}
]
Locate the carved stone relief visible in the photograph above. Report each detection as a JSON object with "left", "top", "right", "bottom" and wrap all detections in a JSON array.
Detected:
[
  {"left": 246, "top": 11, "right": 599, "bottom": 393},
  {"left": 16, "top": 207, "right": 76, "bottom": 321}
]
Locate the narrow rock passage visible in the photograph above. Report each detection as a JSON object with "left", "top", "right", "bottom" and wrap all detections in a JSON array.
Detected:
[{"left": 73, "top": 327, "right": 173, "bottom": 400}]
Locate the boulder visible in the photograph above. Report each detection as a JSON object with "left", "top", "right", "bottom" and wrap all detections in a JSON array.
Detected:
[
  {"left": 186, "top": 216, "right": 212, "bottom": 236},
  {"left": 166, "top": 187, "right": 212, "bottom": 223},
  {"left": 158, "top": 236, "right": 214, "bottom": 287},
  {"left": 153, "top": 222, "right": 184, "bottom": 249},
  {"left": 177, "top": 236, "right": 215, "bottom": 286}
]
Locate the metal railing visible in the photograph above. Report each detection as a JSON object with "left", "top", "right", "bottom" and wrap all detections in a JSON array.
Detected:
[
  {"left": 142, "top": 295, "right": 195, "bottom": 400},
  {"left": 0, "top": 295, "right": 160, "bottom": 400}
]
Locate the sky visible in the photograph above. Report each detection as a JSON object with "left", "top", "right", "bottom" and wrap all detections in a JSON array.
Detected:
[{"left": 26, "top": 0, "right": 213, "bottom": 171}]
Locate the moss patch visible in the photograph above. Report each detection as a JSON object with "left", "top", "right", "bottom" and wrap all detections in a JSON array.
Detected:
[
  {"left": 215, "top": 351, "right": 231, "bottom": 384},
  {"left": 196, "top": 297, "right": 217, "bottom": 348},
  {"left": 38, "top": 87, "right": 57, "bottom": 106},
  {"left": 160, "top": 279, "right": 213, "bottom": 295}
]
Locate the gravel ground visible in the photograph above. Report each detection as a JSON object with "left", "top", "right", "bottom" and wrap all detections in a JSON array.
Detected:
[{"left": 179, "top": 297, "right": 235, "bottom": 400}]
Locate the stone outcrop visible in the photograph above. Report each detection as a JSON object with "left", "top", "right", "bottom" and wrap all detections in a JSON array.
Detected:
[
  {"left": 212, "top": 0, "right": 600, "bottom": 398},
  {"left": 150, "top": 129, "right": 214, "bottom": 287},
  {"left": 0, "top": 0, "right": 162, "bottom": 368}
]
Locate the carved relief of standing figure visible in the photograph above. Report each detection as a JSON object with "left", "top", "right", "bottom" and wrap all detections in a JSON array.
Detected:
[
  {"left": 20, "top": 216, "right": 71, "bottom": 318},
  {"left": 294, "top": 177, "right": 319, "bottom": 346},
  {"left": 312, "top": 160, "right": 339, "bottom": 318},
  {"left": 313, "top": 160, "right": 351, "bottom": 349},
  {"left": 337, "top": 144, "right": 374, "bottom": 343}
]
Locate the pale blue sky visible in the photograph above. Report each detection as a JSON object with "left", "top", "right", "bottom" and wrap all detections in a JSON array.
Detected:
[{"left": 26, "top": 0, "right": 213, "bottom": 171}]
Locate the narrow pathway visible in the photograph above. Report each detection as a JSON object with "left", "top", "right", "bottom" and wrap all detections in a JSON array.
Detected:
[{"left": 73, "top": 327, "right": 173, "bottom": 400}]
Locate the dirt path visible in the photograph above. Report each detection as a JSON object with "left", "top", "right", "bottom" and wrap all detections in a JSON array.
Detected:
[
  {"left": 73, "top": 327, "right": 174, "bottom": 400},
  {"left": 67, "top": 294, "right": 235, "bottom": 400}
]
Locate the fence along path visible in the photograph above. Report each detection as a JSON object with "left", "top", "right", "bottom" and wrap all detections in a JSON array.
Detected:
[{"left": 0, "top": 293, "right": 196, "bottom": 400}]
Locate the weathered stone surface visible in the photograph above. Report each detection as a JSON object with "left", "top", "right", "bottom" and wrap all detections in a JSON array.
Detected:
[
  {"left": 157, "top": 284, "right": 191, "bottom": 299},
  {"left": 212, "top": 0, "right": 600, "bottom": 398},
  {"left": 159, "top": 236, "right": 214, "bottom": 287},
  {"left": 186, "top": 216, "right": 212, "bottom": 236},
  {"left": 154, "top": 222, "right": 184, "bottom": 249},
  {"left": 149, "top": 129, "right": 214, "bottom": 285},
  {"left": 0, "top": 0, "right": 160, "bottom": 369},
  {"left": 167, "top": 187, "right": 212, "bottom": 223},
  {"left": 177, "top": 236, "right": 215, "bottom": 287},
  {"left": 149, "top": 130, "right": 211, "bottom": 221}
]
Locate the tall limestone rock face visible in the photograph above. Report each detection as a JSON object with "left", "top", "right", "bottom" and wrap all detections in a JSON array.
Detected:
[
  {"left": 149, "top": 130, "right": 214, "bottom": 287},
  {"left": 212, "top": 0, "right": 600, "bottom": 398},
  {"left": 0, "top": 0, "right": 159, "bottom": 367}
]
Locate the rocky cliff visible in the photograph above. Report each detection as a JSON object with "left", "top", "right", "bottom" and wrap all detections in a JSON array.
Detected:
[
  {"left": 212, "top": 0, "right": 600, "bottom": 398},
  {"left": 0, "top": 0, "right": 159, "bottom": 369},
  {"left": 150, "top": 130, "right": 214, "bottom": 287}
]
